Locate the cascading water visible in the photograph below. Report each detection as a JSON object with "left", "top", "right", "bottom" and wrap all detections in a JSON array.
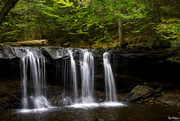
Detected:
[
  {"left": 20, "top": 48, "right": 50, "bottom": 109},
  {"left": 103, "top": 52, "right": 117, "bottom": 102},
  {"left": 68, "top": 50, "right": 78, "bottom": 100},
  {"left": 62, "top": 59, "right": 69, "bottom": 93},
  {"left": 79, "top": 49, "right": 94, "bottom": 103}
]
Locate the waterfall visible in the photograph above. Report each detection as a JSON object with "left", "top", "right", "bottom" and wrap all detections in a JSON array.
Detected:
[
  {"left": 79, "top": 49, "right": 94, "bottom": 103},
  {"left": 21, "top": 48, "right": 50, "bottom": 109},
  {"left": 68, "top": 50, "right": 78, "bottom": 100},
  {"left": 56, "top": 49, "right": 61, "bottom": 58},
  {"left": 0, "top": 46, "right": 125, "bottom": 109},
  {"left": 62, "top": 59, "right": 69, "bottom": 93},
  {"left": 21, "top": 56, "right": 28, "bottom": 109},
  {"left": 103, "top": 52, "right": 117, "bottom": 102}
]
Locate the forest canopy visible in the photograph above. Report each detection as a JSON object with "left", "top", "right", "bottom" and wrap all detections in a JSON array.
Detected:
[{"left": 0, "top": 0, "right": 180, "bottom": 49}]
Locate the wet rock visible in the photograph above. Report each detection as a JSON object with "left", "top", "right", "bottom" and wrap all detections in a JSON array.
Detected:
[
  {"left": 143, "top": 98, "right": 150, "bottom": 102},
  {"left": 0, "top": 81, "right": 22, "bottom": 110},
  {"left": 158, "top": 96, "right": 177, "bottom": 107},
  {"left": 154, "top": 87, "right": 163, "bottom": 94},
  {"left": 177, "top": 102, "right": 180, "bottom": 107},
  {"left": 163, "top": 101, "right": 177, "bottom": 107},
  {"left": 0, "top": 46, "right": 16, "bottom": 59},
  {"left": 156, "top": 88, "right": 180, "bottom": 107},
  {"left": 49, "top": 95, "right": 72, "bottom": 106},
  {"left": 56, "top": 96, "right": 72, "bottom": 106},
  {"left": 95, "top": 118, "right": 104, "bottom": 121},
  {"left": 123, "top": 84, "right": 154, "bottom": 102},
  {"left": 46, "top": 86, "right": 73, "bottom": 106},
  {"left": 148, "top": 100, "right": 155, "bottom": 104}
]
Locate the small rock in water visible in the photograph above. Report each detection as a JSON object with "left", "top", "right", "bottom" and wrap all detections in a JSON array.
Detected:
[
  {"left": 95, "top": 118, "right": 104, "bottom": 121},
  {"left": 177, "top": 102, "right": 180, "bottom": 107},
  {"left": 158, "top": 95, "right": 178, "bottom": 107},
  {"left": 162, "top": 100, "right": 177, "bottom": 107},
  {"left": 99, "top": 99, "right": 103, "bottom": 102}
]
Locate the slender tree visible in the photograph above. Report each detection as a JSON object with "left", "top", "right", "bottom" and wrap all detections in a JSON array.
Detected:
[
  {"left": 0, "top": 0, "right": 19, "bottom": 25},
  {"left": 118, "top": 20, "right": 123, "bottom": 47}
]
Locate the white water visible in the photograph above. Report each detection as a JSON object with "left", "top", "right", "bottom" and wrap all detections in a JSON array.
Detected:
[
  {"left": 62, "top": 59, "right": 69, "bottom": 93},
  {"left": 55, "top": 48, "right": 69, "bottom": 59},
  {"left": 69, "top": 102, "right": 125, "bottom": 108},
  {"left": 103, "top": 52, "right": 117, "bottom": 102},
  {"left": 56, "top": 49, "right": 61, "bottom": 58},
  {"left": 21, "top": 49, "right": 50, "bottom": 109},
  {"left": 68, "top": 50, "right": 78, "bottom": 100},
  {"left": 20, "top": 48, "right": 120, "bottom": 109},
  {"left": 79, "top": 49, "right": 94, "bottom": 103}
]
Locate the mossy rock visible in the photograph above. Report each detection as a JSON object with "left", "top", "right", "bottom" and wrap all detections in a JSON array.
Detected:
[
  {"left": 123, "top": 84, "right": 154, "bottom": 102},
  {"left": 0, "top": 39, "right": 48, "bottom": 46}
]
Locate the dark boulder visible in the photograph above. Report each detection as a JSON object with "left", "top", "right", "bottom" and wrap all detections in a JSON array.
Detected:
[
  {"left": 158, "top": 94, "right": 178, "bottom": 107},
  {"left": 95, "top": 118, "right": 104, "bottom": 121},
  {"left": 123, "top": 83, "right": 154, "bottom": 102}
]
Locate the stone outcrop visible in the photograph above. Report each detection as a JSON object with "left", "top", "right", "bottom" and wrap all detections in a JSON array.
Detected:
[
  {"left": 157, "top": 89, "right": 180, "bottom": 107},
  {"left": 0, "top": 80, "right": 21, "bottom": 110},
  {"left": 0, "top": 45, "right": 180, "bottom": 108},
  {"left": 123, "top": 83, "right": 180, "bottom": 107},
  {"left": 123, "top": 83, "right": 154, "bottom": 102}
]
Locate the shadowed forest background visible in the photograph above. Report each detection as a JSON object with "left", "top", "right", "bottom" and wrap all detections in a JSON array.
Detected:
[{"left": 0, "top": 0, "right": 180, "bottom": 51}]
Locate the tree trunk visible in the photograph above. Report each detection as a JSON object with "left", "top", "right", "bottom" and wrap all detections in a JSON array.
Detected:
[
  {"left": 118, "top": 19, "right": 123, "bottom": 48},
  {"left": 0, "top": 0, "right": 19, "bottom": 25}
]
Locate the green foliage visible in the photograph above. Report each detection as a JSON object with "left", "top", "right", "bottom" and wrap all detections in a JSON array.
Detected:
[
  {"left": 0, "top": 0, "right": 179, "bottom": 49},
  {"left": 54, "top": 0, "right": 73, "bottom": 7},
  {"left": 0, "top": 5, "right": 25, "bottom": 42},
  {"left": 0, "top": 0, "right": 150, "bottom": 45},
  {"left": 62, "top": 41, "right": 70, "bottom": 47},
  {"left": 55, "top": 0, "right": 149, "bottom": 47},
  {"left": 155, "top": 18, "right": 180, "bottom": 46}
]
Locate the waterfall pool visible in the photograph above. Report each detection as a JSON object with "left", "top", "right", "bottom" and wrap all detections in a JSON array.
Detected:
[{"left": 0, "top": 104, "right": 180, "bottom": 121}]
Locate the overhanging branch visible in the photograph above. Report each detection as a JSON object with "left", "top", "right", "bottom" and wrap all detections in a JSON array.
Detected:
[{"left": 0, "top": 0, "right": 19, "bottom": 25}]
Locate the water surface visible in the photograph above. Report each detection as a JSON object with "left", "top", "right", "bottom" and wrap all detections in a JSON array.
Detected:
[{"left": 0, "top": 104, "right": 179, "bottom": 121}]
